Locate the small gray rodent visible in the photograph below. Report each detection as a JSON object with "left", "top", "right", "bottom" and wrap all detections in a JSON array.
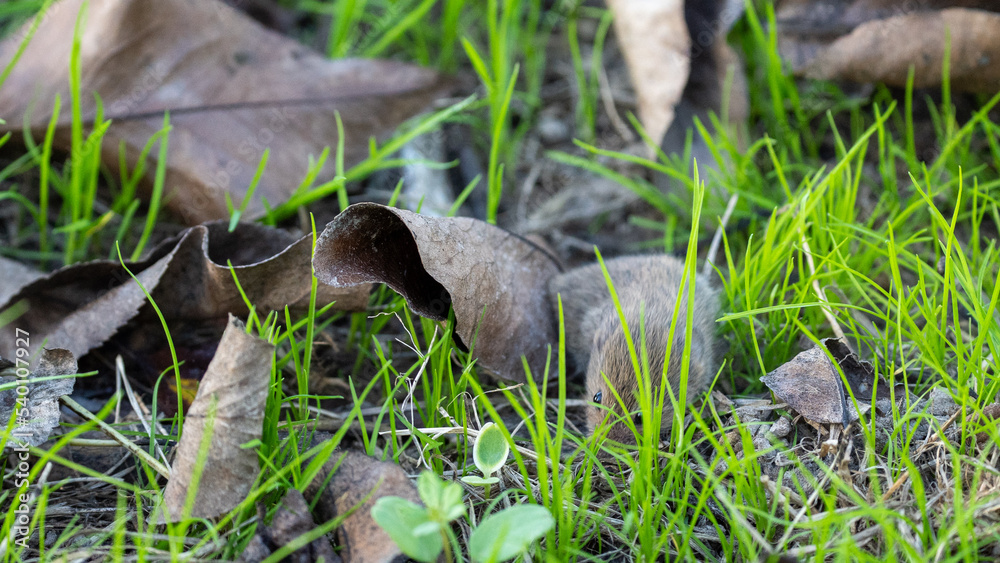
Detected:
[{"left": 548, "top": 255, "right": 720, "bottom": 443}]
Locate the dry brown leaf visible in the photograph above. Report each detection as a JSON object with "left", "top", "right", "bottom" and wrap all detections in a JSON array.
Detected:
[
  {"left": 778, "top": 4, "right": 1000, "bottom": 92},
  {"left": 0, "top": 348, "right": 76, "bottom": 449},
  {"left": 607, "top": 0, "right": 690, "bottom": 144},
  {"left": 776, "top": 0, "right": 1000, "bottom": 38},
  {"left": 159, "top": 315, "right": 272, "bottom": 523},
  {"left": 761, "top": 343, "right": 853, "bottom": 426},
  {"left": 0, "top": 258, "right": 44, "bottom": 306},
  {"left": 239, "top": 489, "right": 339, "bottom": 563},
  {"left": 313, "top": 203, "right": 561, "bottom": 382},
  {"left": 761, "top": 338, "right": 898, "bottom": 426},
  {"left": 0, "top": 222, "right": 369, "bottom": 362},
  {"left": 659, "top": 1, "right": 749, "bottom": 181},
  {"left": 0, "top": 0, "right": 449, "bottom": 224},
  {"left": 305, "top": 450, "right": 421, "bottom": 563}
]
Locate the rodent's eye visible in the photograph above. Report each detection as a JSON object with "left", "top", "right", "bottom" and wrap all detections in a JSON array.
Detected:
[
  {"left": 593, "top": 391, "right": 602, "bottom": 404},
  {"left": 634, "top": 412, "right": 642, "bottom": 426}
]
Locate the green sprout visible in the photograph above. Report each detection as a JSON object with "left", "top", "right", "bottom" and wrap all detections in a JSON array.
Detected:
[{"left": 460, "top": 422, "right": 510, "bottom": 497}]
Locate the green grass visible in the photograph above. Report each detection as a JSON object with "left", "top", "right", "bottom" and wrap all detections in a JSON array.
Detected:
[{"left": 3, "top": 0, "right": 1000, "bottom": 561}]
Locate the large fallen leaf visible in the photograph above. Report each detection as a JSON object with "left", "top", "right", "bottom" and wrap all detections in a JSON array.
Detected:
[
  {"left": 0, "top": 222, "right": 369, "bottom": 362},
  {"left": 607, "top": 0, "right": 690, "bottom": 144},
  {"left": 0, "top": 349, "right": 76, "bottom": 449},
  {"left": 160, "top": 315, "right": 272, "bottom": 522},
  {"left": 658, "top": 0, "right": 749, "bottom": 183},
  {"left": 0, "top": 258, "right": 43, "bottom": 306},
  {"left": 777, "top": 4, "right": 1000, "bottom": 92},
  {"left": 0, "top": 0, "right": 449, "bottom": 224},
  {"left": 776, "top": 0, "right": 1000, "bottom": 44},
  {"left": 313, "top": 203, "right": 561, "bottom": 382},
  {"left": 305, "top": 450, "right": 421, "bottom": 563}
]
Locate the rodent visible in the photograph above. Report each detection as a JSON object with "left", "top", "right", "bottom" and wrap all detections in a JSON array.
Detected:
[{"left": 548, "top": 254, "right": 720, "bottom": 443}]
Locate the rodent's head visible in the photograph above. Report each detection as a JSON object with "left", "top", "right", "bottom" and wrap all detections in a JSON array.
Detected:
[{"left": 585, "top": 310, "right": 711, "bottom": 445}]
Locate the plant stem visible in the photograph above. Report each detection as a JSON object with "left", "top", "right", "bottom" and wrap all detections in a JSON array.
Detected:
[{"left": 441, "top": 529, "right": 453, "bottom": 563}]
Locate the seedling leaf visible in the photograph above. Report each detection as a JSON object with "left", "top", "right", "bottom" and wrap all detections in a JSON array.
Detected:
[
  {"left": 371, "top": 497, "right": 442, "bottom": 563},
  {"left": 473, "top": 422, "right": 510, "bottom": 477},
  {"left": 469, "top": 504, "right": 554, "bottom": 563}
]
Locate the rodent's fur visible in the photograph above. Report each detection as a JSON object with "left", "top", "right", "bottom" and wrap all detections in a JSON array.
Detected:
[{"left": 548, "top": 255, "right": 719, "bottom": 443}]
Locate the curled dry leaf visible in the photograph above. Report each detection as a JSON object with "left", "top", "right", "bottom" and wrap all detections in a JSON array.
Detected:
[
  {"left": 0, "top": 222, "right": 369, "bottom": 362},
  {"left": 0, "top": 0, "right": 449, "bottom": 223},
  {"left": 304, "top": 450, "right": 421, "bottom": 563},
  {"left": 160, "top": 315, "right": 272, "bottom": 523},
  {"left": 607, "top": 0, "right": 690, "bottom": 144},
  {"left": 0, "top": 349, "right": 76, "bottom": 449},
  {"left": 313, "top": 203, "right": 561, "bottom": 382},
  {"left": 239, "top": 489, "right": 339, "bottom": 563},
  {"left": 823, "top": 337, "right": 902, "bottom": 410},
  {"left": 778, "top": 3, "right": 1000, "bottom": 93},
  {"left": 658, "top": 0, "right": 749, "bottom": 190}
]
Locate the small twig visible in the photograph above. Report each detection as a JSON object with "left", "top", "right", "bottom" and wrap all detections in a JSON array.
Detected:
[
  {"left": 61, "top": 395, "right": 171, "bottom": 480},
  {"left": 597, "top": 58, "right": 635, "bottom": 142},
  {"left": 384, "top": 425, "right": 557, "bottom": 469},
  {"left": 800, "top": 236, "right": 846, "bottom": 342},
  {"left": 704, "top": 193, "right": 739, "bottom": 277}
]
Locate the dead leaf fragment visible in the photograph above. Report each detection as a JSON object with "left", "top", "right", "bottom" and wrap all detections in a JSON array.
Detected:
[
  {"left": 0, "top": 349, "right": 76, "bottom": 449},
  {"left": 761, "top": 338, "right": 897, "bottom": 426},
  {"left": 239, "top": 489, "right": 339, "bottom": 563},
  {"left": 761, "top": 344, "right": 853, "bottom": 426},
  {"left": 0, "top": 222, "right": 369, "bottom": 363},
  {"left": 159, "top": 315, "right": 272, "bottom": 522},
  {"left": 313, "top": 203, "right": 561, "bottom": 382},
  {"left": 0, "top": 0, "right": 449, "bottom": 223},
  {"left": 304, "top": 450, "right": 421, "bottom": 563},
  {"left": 607, "top": 0, "right": 690, "bottom": 143}
]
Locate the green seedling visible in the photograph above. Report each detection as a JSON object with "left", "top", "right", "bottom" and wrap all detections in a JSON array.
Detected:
[
  {"left": 371, "top": 470, "right": 466, "bottom": 563},
  {"left": 469, "top": 504, "right": 554, "bottom": 563},
  {"left": 460, "top": 422, "right": 509, "bottom": 498}
]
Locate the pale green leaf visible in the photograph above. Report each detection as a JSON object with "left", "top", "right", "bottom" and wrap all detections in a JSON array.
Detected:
[
  {"left": 371, "top": 497, "right": 442, "bottom": 563},
  {"left": 461, "top": 475, "right": 500, "bottom": 486},
  {"left": 469, "top": 504, "right": 554, "bottom": 563},
  {"left": 473, "top": 422, "right": 509, "bottom": 477}
]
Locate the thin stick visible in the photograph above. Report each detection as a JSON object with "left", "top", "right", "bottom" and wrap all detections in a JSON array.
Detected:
[
  {"left": 61, "top": 395, "right": 171, "bottom": 479},
  {"left": 384, "top": 425, "right": 555, "bottom": 468},
  {"left": 801, "top": 236, "right": 846, "bottom": 342},
  {"left": 704, "top": 193, "right": 739, "bottom": 277},
  {"left": 597, "top": 59, "right": 635, "bottom": 142}
]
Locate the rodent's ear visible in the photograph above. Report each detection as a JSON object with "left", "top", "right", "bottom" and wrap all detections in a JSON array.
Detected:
[{"left": 592, "top": 327, "right": 610, "bottom": 351}]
